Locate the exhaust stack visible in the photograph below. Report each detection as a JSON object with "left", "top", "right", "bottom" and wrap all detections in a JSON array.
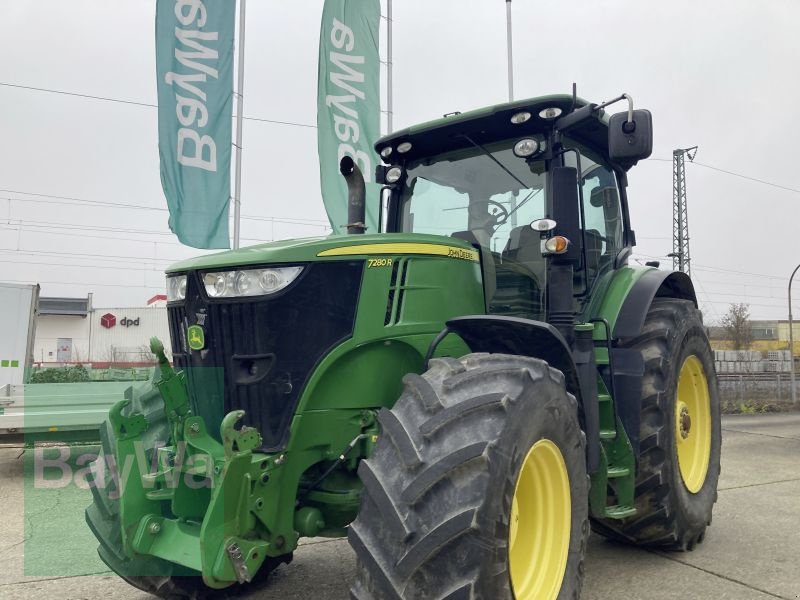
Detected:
[{"left": 340, "top": 156, "right": 366, "bottom": 234}]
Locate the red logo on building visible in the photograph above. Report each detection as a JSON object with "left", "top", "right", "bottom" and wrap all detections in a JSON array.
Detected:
[{"left": 100, "top": 313, "right": 116, "bottom": 329}]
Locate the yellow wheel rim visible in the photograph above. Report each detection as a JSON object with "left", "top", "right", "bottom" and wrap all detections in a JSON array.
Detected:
[
  {"left": 508, "top": 439, "right": 571, "bottom": 600},
  {"left": 675, "top": 355, "right": 712, "bottom": 493}
]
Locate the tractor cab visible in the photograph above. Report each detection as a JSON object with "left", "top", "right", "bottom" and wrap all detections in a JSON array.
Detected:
[{"left": 375, "top": 94, "right": 651, "bottom": 338}]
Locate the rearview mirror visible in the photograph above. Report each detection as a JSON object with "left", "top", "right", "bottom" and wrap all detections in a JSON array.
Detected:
[{"left": 608, "top": 109, "right": 653, "bottom": 165}]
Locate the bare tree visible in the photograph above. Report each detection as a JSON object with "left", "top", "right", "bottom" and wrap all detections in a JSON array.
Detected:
[{"left": 721, "top": 303, "right": 752, "bottom": 350}]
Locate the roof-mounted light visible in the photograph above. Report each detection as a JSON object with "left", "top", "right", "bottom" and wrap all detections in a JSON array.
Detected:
[
  {"left": 510, "top": 111, "right": 531, "bottom": 124},
  {"left": 397, "top": 142, "right": 412, "bottom": 154},
  {"left": 385, "top": 166, "right": 403, "bottom": 184},
  {"left": 538, "top": 107, "right": 563, "bottom": 120},
  {"left": 380, "top": 146, "right": 393, "bottom": 159},
  {"left": 513, "top": 138, "right": 540, "bottom": 158}
]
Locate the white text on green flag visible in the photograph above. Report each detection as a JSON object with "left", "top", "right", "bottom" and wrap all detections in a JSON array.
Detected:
[
  {"left": 156, "top": 0, "right": 235, "bottom": 249},
  {"left": 317, "top": 0, "right": 381, "bottom": 235}
]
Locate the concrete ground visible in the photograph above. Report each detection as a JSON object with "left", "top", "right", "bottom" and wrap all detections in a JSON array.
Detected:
[{"left": 1, "top": 414, "right": 798, "bottom": 600}]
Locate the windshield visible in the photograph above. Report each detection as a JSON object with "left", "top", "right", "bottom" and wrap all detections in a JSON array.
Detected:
[
  {"left": 399, "top": 140, "right": 546, "bottom": 253},
  {"left": 398, "top": 139, "right": 548, "bottom": 320}
]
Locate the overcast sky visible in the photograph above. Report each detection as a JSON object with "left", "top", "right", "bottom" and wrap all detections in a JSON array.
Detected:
[{"left": 1, "top": 0, "right": 798, "bottom": 322}]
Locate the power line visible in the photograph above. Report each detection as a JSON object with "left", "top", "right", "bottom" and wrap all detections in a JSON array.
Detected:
[
  {"left": 690, "top": 289, "right": 786, "bottom": 301},
  {"left": 5, "top": 219, "right": 270, "bottom": 243},
  {"left": 646, "top": 157, "right": 800, "bottom": 195},
  {"left": 0, "top": 225, "right": 183, "bottom": 246},
  {"left": 1, "top": 189, "right": 163, "bottom": 212},
  {"left": 691, "top": 161, "right": 800, "bottom": 195},
  {"left": 1, "top": 189, "right": 330, "bottom": 226},
  {"left": 0, "top": 81, "right": 316, "bottom": 129},
  {"left": 8, "top": 259, "right": 172, "bottom": 273},
  {"left": 699, "top": 299, "right": 788, "bottom": 309},
  {"left": 2, "top": 278, "right": 164, "bottom": 290},
  {"left": 0, "top": 252, "right": 175, "bottom": 268},
  {"left": 689, "top": 272, "right": 722, "bottom": 322},
  {"left": 0, "top": 82, "right": 156, "bottom": 108},
  {"left": 634, "top": 252, "right": 788, "bottom": 281},
  {"left": 0, "top": 224, "right": 268, "bottom": 246},
  {"left": 0, "top": 247, "right": 180, "bottom": 264}
]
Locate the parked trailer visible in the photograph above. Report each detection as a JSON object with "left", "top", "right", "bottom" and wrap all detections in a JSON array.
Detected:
[
  {"left": 0, "top": 283, "right": 146, "bottom": 440},
  {"left": 0, "top": 381, "right": 135, "bottom": 440},
  {"left": 0, "top": 283, "right": 39, "bottom": 388}
]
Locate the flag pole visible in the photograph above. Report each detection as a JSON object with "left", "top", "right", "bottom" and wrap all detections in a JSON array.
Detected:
[
  {"left": 506, "top": 0, "right": 514, "bottom": 102},
  {"left": 386, "top": 0, "right": 394, "bottom": 133},
  {"left": 232, "top": 0, "right": 247, "bottom": 249}
]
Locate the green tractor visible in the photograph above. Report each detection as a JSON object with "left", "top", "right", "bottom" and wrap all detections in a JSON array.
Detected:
[{"left": 86, "top": 92, "right": 720, "bottom": 599}]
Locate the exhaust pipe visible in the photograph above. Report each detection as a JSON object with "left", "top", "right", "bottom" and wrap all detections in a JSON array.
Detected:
[{"left": 340, "top": 156, "right": 366, "bottom": 234}]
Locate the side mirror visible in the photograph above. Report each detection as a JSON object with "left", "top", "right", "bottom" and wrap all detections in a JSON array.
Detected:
[{"left": 608, "top": 109, "right": 653, "bottom": 164}]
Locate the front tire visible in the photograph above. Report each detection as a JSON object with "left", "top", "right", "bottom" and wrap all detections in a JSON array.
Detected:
[
  {"left": 593, "top": 299, "right": 721, "bottom": 550},
  {"left": 349, "top": 353, "right": 589, "bottom": 599}
]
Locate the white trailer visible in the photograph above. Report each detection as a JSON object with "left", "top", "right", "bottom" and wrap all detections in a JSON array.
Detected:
[{"left": 0, "top": 283, "right": 39, "bottom": 387}]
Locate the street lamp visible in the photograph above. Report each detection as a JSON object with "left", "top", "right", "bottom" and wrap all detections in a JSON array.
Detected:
[{"left": 789, "top": 264, "right": 800, "bottom": 404}]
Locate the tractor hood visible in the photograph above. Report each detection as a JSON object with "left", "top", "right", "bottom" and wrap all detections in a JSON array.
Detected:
[{"left": 165, "top": 233, "right": 480, "bottom": 274}]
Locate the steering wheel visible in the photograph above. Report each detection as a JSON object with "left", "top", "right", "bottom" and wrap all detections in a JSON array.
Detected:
[{"left": 485, "top": 200, "right": 510, "bottom": 225}]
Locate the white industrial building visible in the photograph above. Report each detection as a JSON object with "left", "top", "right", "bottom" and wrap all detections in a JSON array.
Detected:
[{"left": 34, "top": 294, "right": 171, "bottom": 366}]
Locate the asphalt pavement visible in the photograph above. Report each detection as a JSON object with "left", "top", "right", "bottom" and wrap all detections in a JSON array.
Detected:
[{"left": 1, "top": 413, "right": 798, "bottom": 600}]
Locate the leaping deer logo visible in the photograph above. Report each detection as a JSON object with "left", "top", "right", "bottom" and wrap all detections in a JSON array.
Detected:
[{"left": 188, "top": 325, "right": 205, "bottom": 350}]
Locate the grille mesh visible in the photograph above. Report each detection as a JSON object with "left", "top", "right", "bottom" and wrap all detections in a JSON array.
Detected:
[{"left": 168, "top": 261, "right": 362, "bottom": 450}]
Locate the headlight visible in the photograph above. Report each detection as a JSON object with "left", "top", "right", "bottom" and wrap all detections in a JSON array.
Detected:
[
  {"left": 166, "top": 275, "right": 187, "bottom": 301},
  {"left": 203, "top": 266, "right": 303, "bottom": 298}
]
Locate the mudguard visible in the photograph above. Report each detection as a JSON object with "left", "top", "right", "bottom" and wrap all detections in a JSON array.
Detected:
[
  {"left": 609, "top": 269, "right": 697, "bottom": 457},
  {"left": 440, "top": 315, "right": 601, "bottom": 473},
  {"left": 612, "top": 270, "right": 696, "bottom": 339}
]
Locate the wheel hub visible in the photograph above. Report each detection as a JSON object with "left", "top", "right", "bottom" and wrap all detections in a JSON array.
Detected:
[{"left": 678, "top": 403, "right": 692, "bottom": 439}]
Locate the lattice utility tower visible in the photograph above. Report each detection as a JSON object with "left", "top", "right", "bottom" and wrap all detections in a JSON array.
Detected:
[{"left": 671, "top": 146, "right": 698, "bottom": 276}]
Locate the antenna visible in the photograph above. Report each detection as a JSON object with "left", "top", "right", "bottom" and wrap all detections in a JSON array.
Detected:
[
  {"left": 505, "top": 0, "right": 514, "bottom": 101},
  {"left": 569, "top": 83, "right": 577, "bottom": 113}
]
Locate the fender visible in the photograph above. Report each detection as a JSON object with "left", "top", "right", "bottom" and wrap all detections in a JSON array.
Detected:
[
  {"left": 609, "top": 269, "right": 697, "bottom": 458},
  {"left": 612, "top": 269, "right": 697, "bottom": 339},
  {"left": 435, "top": 315, "right": 601, "bottom": 473}
]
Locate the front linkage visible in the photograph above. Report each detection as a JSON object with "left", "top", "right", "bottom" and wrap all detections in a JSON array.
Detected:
[{"left": 105, "top": 338, "right": 294, "bottom": 589}]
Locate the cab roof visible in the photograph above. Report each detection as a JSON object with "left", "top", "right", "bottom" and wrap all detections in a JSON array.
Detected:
[{"left": 375, "top": 94, "right": 617, "bottom": 168}]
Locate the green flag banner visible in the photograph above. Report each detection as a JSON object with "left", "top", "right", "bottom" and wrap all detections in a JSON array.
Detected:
[
  {"left": 317, "top": 0, "right": 381, "bottom": 235},
  {"left": 156, "top": 0, "right": 235, "bottom": 249}
]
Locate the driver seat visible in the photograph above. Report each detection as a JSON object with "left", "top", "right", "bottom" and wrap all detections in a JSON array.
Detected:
[{"left": 508, "top": 226, "right": 546, "bottom": 283}]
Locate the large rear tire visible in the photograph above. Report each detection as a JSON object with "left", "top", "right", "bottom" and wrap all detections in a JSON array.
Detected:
[
  {"left": 349, "top": 353, "right": 589, "bottom": 600},
  {"left": 593, "top": 299, "right": 721, "bottom": 550},
  {"left": 84, "top": 378, "right": 291, "bottom": 599}
]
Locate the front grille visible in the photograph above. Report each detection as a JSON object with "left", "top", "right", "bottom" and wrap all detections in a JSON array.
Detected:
[{"left": 168, "top": 261, "right": 363, "bottom": 450}]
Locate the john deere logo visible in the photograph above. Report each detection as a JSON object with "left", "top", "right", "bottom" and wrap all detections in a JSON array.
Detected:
[{"left": 187, "top": 325, "right": 205, "bottom": 350}]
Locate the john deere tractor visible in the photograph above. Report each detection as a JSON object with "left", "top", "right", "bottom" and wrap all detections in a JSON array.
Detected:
[{"left": 86, "top": 92, "right": 720, "bottom": 599}]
